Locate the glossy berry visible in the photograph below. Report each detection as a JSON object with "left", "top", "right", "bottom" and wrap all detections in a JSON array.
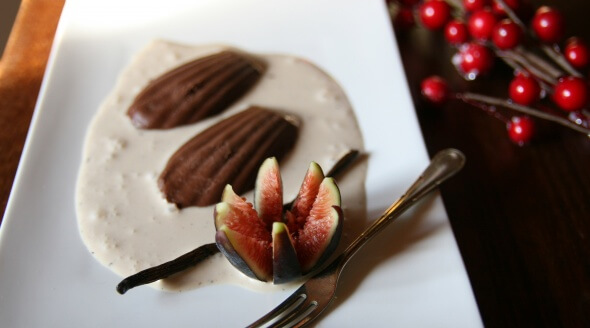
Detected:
[
  {"left": 458, "top": 43, "right": 494, "bottom": 77},
  {"left": 419, "top": 0, "right": 451, "bottom": 30},
  {"left": 532, "top": 6, "right": 565, "bottom": 43},
  {"left": 445, "top": 20, "right": 469, "bottom": 45},
  {"left": 492, "top": 19, "right": 522, "bottom": 50},
  {"left": 463, "top": 0, "right": 489, "bottom": 12},
  {"left": 421, "top": 76, "right": 450, "bottom": 105},
  {"left": 564, "top": 38, "right": 589, "bottom": 69},
  {"left": 492, "top": 0, "right": 519, "bottom": 15},
  {"left": 394, "top": 6, "right": 416, "bottom": 30},
  {"left": 553, "top": 76, "right": 588, "bottom": 112},
  {"left": 507, "top": 116, "right": 535, "bottom": 145},
  {"left": 509, "top": 74, "right": 540, "bottom": 106},
  {"left": 468, "top": 9, "right": 497, "bottom": 40}
]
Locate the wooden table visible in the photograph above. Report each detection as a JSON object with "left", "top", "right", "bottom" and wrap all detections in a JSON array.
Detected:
[
  {"left": 396, "top": 1, "right": 590, "bottom": 326},
  {"left": 0, "top": 1, "right": 588, "bottom": 326}
]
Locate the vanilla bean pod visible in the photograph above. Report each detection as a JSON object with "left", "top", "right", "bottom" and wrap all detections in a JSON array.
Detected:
[{"left": 116, "top": 243, "right": 219, "bottom": 294}]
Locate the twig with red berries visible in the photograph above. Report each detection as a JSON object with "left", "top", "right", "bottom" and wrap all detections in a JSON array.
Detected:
[{"left": 390, "top": 0, "right": 590, "bottom": 145}]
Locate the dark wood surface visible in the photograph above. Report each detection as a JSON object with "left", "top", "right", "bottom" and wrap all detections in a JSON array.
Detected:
[
  {"left": 396, "top": 1, "right": 590, "bottom": 327},
  {"left": 0, "top": 1, "right": 588, "bottom": 327}
]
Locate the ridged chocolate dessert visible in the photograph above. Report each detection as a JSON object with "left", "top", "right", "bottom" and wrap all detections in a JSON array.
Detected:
[
  {"left": 127, "top": 51, "right": 266, "bottom": 129},
  {"left": 159, "top": 106, "right": 299, "bottom": 208}
]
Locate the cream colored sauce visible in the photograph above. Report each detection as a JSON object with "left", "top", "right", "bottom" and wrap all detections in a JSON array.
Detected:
[{"left": 75, "top": 40, "right": 366, "bottom": 292}]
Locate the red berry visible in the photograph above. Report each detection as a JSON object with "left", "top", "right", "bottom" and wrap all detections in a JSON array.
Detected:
[
  {"left": 492, "top": 0, "right": 519, "bottom": 15},
  {"left": 463, "top": 0, "right": 489, "bottom": 12},
  {"left": 509, "top": 74, "right": 540, "bottom": 105},
  {"left": 458, "top": 43, "right": 494, "bottom": 77},
  {"left": 468, "top": 9, "right": 498, "bottom": 41},
  {"left": 421, "top": 76, "right": 450, "bottom": 105},
  {"left": 564, "top": 38, "right": 589, "bottom": 69},
  {"left": 394, "top": 6, "right": 416, "bottom": 30},
  {"left": 532, "top": 6, "right": 565, "bottom": 43},
  {"left": 492, "top": 19, "right": 522, "bottom": 50},
  {"left": 419, "top": 0, "right": 451, "bottom": 30},
  {"left": 445, "top": 20, "right": 469, "bottom": 45},
  {"left": 507, "top": 116, "right": 535, "bottom": 145},
  {"left": 553, "top": 76, "right": 588, "bottom": 112}
]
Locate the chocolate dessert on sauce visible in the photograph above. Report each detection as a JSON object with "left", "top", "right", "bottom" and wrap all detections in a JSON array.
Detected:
[
  {"left": 158, "top": 106, "right": 299, "bottom": 208},
  {"left": 127, "top": 50, "right": 266, "bottom": 129}
]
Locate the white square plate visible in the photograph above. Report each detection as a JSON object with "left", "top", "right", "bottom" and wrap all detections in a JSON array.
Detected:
[{"left": 0, "top": 0, "right": 481, "bottom": 326}]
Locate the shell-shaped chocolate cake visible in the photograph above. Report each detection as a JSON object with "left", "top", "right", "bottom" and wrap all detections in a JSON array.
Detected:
[
  {"left": 159, "top": 106, "right": 299, "bottom": 208},
  {"left": 127, "top": 51, "right": 266, "bottom": 129}
]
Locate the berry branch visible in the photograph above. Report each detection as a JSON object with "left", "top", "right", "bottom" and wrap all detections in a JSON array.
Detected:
[
  {"left": 390, "top": 0, "right": 590, "bottom": 145},
  {"left": 541, "top": 44, "right": 583, "bottom": 78},
  {"left": 495, "top": 0, "right": 524, "bottom": 28},
  {"left": 458, "top": 92, "right": 590, "bottom": 135}
]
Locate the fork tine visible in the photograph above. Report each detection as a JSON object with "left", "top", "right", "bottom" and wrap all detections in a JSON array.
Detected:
[
  {"left": 246, "top": 285, "right": 308, "bottom": 328},
  {"left": 268, "top": 298, "right": 318, "bottom": 328}
]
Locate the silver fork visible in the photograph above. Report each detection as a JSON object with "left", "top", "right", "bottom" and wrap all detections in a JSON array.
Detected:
[{"left": 246, "top": 148, "right": 466, "bottom": 328}]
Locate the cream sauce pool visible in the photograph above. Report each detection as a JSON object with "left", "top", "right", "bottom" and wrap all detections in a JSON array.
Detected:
[{"left": 75, "top": 40, "right": 366, "bottom": 292}]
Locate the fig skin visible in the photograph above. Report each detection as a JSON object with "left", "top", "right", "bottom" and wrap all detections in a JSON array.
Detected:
[
  {"left": 272, "top": 222, "right": 302, "bottom": 284},
  {"left": 215, "top": 230, "right": 261, "bottom": 281}
]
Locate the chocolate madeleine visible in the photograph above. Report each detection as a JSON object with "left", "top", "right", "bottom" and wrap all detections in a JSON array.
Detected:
[
  {"left": 127, "top": 51, "right": 266, "bottom": 129},
  {"left": 159, "top": 106, "right": 299, "bottom": 208}
]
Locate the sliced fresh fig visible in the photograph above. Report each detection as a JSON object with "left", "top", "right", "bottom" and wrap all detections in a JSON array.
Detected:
[
  {"left": 215, "top": 230, "right": 259, "bottom": 281},
  {"left": 286, "top": 162, "right": 325, "bottom": 234},
  {"left": 254, "top": 158, "right": 284, "bottom": 231},
  {"left": 291, "top": 177, "right": 342, "bottom": 273},
  {"left": 301, "top": 206, "right": 343, "bottom": 272},
  {"left": 214, "top": 187, "right": 272, "bottom": 281},
  {"left": 272, "top": 222, "right": 301, "bottom": 284},
  {"left": 213, "top": 158, "right": 343, "bottom": 283}
]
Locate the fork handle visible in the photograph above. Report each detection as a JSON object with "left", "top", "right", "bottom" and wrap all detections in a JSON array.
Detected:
[{"left": 337, "top": 148, "right": 465, "bottom": 270}]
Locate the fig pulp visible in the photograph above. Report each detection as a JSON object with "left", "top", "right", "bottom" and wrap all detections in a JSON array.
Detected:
[{"left": 214, "top": 158, "right": 343, "bottom": 284}]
